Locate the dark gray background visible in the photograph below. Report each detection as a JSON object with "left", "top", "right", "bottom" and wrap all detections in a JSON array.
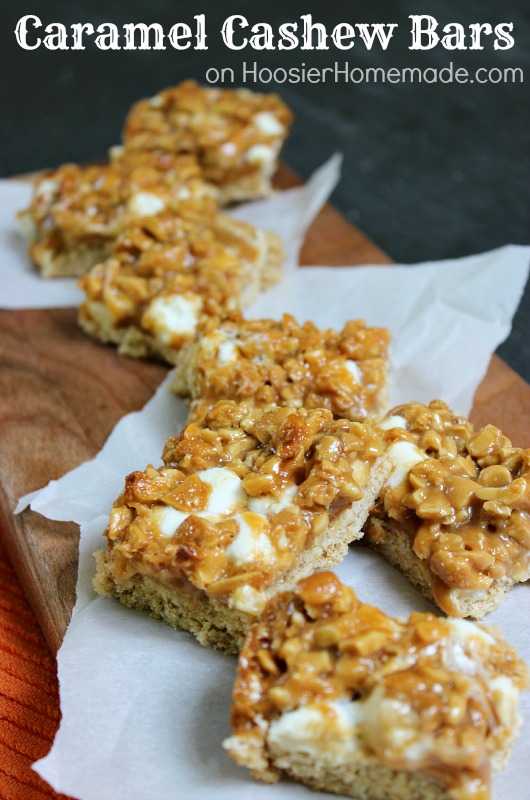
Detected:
[{"left": 1, "top": 0, "right": 528, "bottom": 383}]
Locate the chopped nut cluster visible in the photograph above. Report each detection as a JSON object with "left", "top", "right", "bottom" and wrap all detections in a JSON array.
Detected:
[
  {"left": 103, "top": 402, "right": 385, "bottom": 612},
  {"left": 227, "top": 572, "right": 528, "bottom": 800},
  {"left": 78, "top": 213, "right": 283, "bottom": 362},
  {"left": 122, "top": 80, "right": 293, "bottom": 202},
  {"left": 172, "top": 314, "right": 391, "bottom": 422},
  {"left": 380, "top": 399, "right": 474, "bottom": 456},
  {"left": 370, "top": 401, "right": 530, "bottom": 615}
]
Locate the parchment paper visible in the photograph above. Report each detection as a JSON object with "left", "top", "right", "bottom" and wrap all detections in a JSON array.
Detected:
[
  {"left": 13, "top": 243, "right": 529, "bottom": 800},
  {"left": 0, "top": 155, "right": 341, "bottom": 309}
]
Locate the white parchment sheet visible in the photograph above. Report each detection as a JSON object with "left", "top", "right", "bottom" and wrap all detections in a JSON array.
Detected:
[
  {"left": 0, "top": 155, "right": 341, "bottom": 309},
  {"left": 12, "top": 244, "right": 529, "bottom": 800}
]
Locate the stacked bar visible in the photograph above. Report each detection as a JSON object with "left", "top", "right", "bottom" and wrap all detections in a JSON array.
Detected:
[{"left": 18, "top": 81, "right": 292, "bottom": 280}]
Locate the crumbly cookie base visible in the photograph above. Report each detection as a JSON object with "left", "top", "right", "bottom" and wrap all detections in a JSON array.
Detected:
[
  {"left": 170, "top": 337, "right": 203, "bottom": 396},
  {"left": 226, "top": 732, "right": 450, "bottom": 800},
  {"left": 277, "top": 754, "right": 450, "bottom": 800},
  {"left": 93, "top": 550, "right": 250, "bottom": 654},
  {"left": 30, "top": 240, "right": 111, "bottom": 279},
  {"left": 364, "top": 516, "right": 528, "bottom": 622},
  {"left": 216, "top": 171, "right": 274, "bottom": 206}
]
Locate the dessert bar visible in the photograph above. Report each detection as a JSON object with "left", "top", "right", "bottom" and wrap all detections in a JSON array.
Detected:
[
  {"left": 225, "top": 571, "right": 528, "bottom": 800},
  {"left": 78, "top": 212, "right": 283, "bottom": 363},
  {"left": 122, "top": 80, "right": 293, "bottom": 204},
  {"left": 172, "top": 314, "right": 391, "bottom": 423},
  {"left": 94, "top": 402, "right": 392, "bottom": 653},
  {"left": 365, "top": 400, "right": 530, "bottom": 618},
  {"left": 18, "top": 151, "right": 214, "bottom": 278}
]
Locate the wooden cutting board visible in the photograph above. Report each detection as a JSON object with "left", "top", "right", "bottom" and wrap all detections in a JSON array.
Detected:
[{"left": 0, "top": 165, "right": 529, "bottom": 654}]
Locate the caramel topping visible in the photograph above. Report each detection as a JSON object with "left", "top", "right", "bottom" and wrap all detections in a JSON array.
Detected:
[
  {"left": 381, "top": 400, "right": 474, "bottom": 457},
  {"left": 230, "top": 572, "right": 528, "bottom": 800},
  {"left": 179, "top": 314, "right": 390, "bottom": 423}
]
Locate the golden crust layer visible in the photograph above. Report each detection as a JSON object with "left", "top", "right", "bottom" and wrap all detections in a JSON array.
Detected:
[
  {"left": 171, "top": 314, "right": 391, "bottom": 423},
  {"left": 365, "top": 400, "right": 530, "bottom": 617},
  {"left": 93, "top": 551, "right": 249, "bottom": 654},
  {"left": 225, "top": 572, "right": 528, "bottom": 800},
  {"left": 94, "top": 401, "right": 391, "bottom": 650}
]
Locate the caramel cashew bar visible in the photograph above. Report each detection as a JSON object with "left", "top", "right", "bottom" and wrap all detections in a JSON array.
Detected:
[
  {"left": 78, "top": 212, "right": 283, "bottom": 364},
  {"left": 225, "top": 572, "right": 528, "bottom": 800},
  {"left": 122, "top": 80, "right": 293, "bottom": 204},
  {"left": 364, "top": 400, "right": 530, "bottom": 618},
  {"left": 93, "top": 402, "right": 393, "bottom": 653},
  {"left": 18, "top": 151, "right": 216, "bottom": 278},
  {"left": 171, "top": 313, "right": 391, "bottom": 423}
]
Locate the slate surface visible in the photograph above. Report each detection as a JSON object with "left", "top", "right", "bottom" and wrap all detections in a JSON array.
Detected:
[{"left": 1, "top": 0, "right": 528, "bottom": 381}]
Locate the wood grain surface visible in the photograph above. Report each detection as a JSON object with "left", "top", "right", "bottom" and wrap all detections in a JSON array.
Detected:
[{"left": 0, "top": 165, "right": 528, "bottom": 654}]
